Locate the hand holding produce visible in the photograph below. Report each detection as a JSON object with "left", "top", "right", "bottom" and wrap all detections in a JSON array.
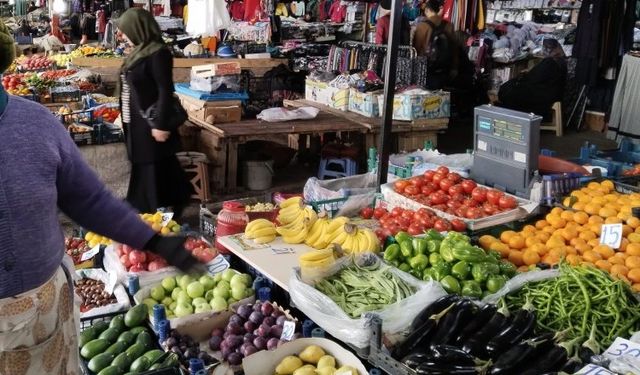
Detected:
[{"left": 273, "top": 345, "right": 358, "bottom": 375}]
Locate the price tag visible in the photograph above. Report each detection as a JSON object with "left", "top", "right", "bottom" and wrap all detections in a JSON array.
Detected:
[
  {"left": 574, "top": 364, "right": 615, "bottom": 375},
  {"left": 272, "top": 247, "right": 295, "bottom": 255},
  {"left": 81, "top": 245, "right": 101, "bottom": 262},
  {"left": 603, "top": 337, "right": 640, "bottom": 360},
  {"left": 205, "top": 255, "right": 230, "bottom": 275},
  {"left": 160, "top": 212, "right": 174, "bottom": 227},
  {"left": 600, "top": 223, "right": 623, "bottom": 249},
  {"left": 280, "top": 320, "right": 296, "bottom": 341},
  {"left": 104, "top": 271, "right": 118, "bottom": 295}
]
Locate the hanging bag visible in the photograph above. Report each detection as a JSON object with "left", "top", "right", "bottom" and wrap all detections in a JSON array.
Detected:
[
  {"left": 139, "top": 96, "right": 188, "bottom": 130},
  {"left": 424, "top": 20, "right": 452, "bottom": 73}
]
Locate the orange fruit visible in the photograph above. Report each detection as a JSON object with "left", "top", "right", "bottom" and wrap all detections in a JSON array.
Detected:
[
  {"left": 570, "top": 237, "right": 586, "bottom": 246},
  {"left": 550, "top": 217, "right": 567, "bottom": 229},
  {"left": 574, "top": 243, "right": 591, "bottom": 255},
  {"left": 551, "top": 207, "right": 564, "bottom": 216},
  {"left": 626, "top": 256, "right": 640, "bottom": 269},
  {"left": 517, "top": 265, "right": 530, "bottom": 273},
  {"left": 573, "top": 212, "right": 589, "bottom": 225},
  {"left": 579, "top": 231, "right": 597, "bottom": 242},
  {"left": 627, "top": 217, "right": 640, "bottom": 229},
  {"left": 560, "top": 227, "right": 578, "bottom": 241},
  {"left": 536, "top": 232, "right": 551, "bottom": 242},
  {"left": 630, "top": 269, "right": 640, "bottom": 283},
  {"left": 583, "top": 251, "right": 603, "bottom": 263},
  {"left": 543, "top": 253, "right": 561, "bottom": 265},
  {"left": 489, "top": 242, "right": 510, "bottom": 258},
  {"left": 522, "top": 249, "right": 541, "bottom": 266},
  {"left": 566, "top": 254, "right": 582, "bottom": 265},
  {"left": 530, "top": 243, "right": 548, "bottom": 255},
  {"left": 636, "top": 226, "right": 640, "bottom": 234},
  {"left": 620, "top": 238, "right": 630, "bottom": 252},
  {"left": 595, "top": 259, "right": 612, "bottom": 271},
  {"left": 611, "top": 264, "right": 630, "bottom": 278},
  {"left": 535, "top": 220, "right": 549, "bottom": 229},
  {"left": 566, "top": 246, "right": 578, "bottom": 255},
  {"left": 605, "top": 217, "right": 623, "bottom": 224},
  {"left": 549, "top": 247, "right": 567, "bottom": 258},
  {"left": 599, "top": 207, "right": 618, "bottom": 218},
  {"left": 584, "top": 204, "right": 601, "bottom": 215},
  {"left": 629, "top": 233, "right": 640, "bottom": 244},
  {"left": 543, "top": 226, "right": 556, "bottom": 234},
  {"left": 594, "top": 245, "right": 615, "bottom": 259},
  {"left": 573, "top": 202, "right": 586, "bottom": 211},
  {"left": 610, "top": 256, "right": 626, "bottom": 265},
  {"left": 590, "top": 224, "right": 603, "bottom": 235},
  {"left": 508, "top": 236, "right": 526, "bottom": 250},
  {"left": 601, "top": 180, "right": 615, "bottom": 191},
  {"left": 522, "top": 225, "right": 537, "bottom": 233},
  {"left": 588, "top": 238, "right": 601, "bottom": 248},
  {"left": 626, "top": 243, "right": 640, "bottom": 256},
  {"left": 500, "top": 230, "right": 517, "bottom": 243},
  {"left": 525, "top": 236, "right": 541, "bottom": 248},
  {"left": 623, "top": 225, "right": 634, "bottom": 237},
  {"left": 546, "top": 236, "right": 565, "bottom": 249},
  {"left": 589, "top": 215, "right": 604, "bottom": 224},
  {"left": 479, "top": 235, "right": 498, "bottom": 249},
  {"left": 632, "top": 283, "right": 640, "bottom": 293},
  {"left": 508, "top": 251, "right": 524, "bottom": 266},
  {"left": 560, "top": 210, "right": 574, "bottom": 221}
]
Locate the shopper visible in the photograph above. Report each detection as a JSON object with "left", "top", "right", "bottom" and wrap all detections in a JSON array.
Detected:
[
  {"left": 498, "top": 38, "right": 567, "bottom": 120},
  {"left": 0, "top": 23, "right": 202, "bottom": 375},
  {"left": 117, "top": 8, "right": 192, "bottom": 218},
  {"left": 374, "top": 0, "right": 410, "bottom": 45},
  {"left": 413, "top": 0, "right": 458, "bottom": 89}
]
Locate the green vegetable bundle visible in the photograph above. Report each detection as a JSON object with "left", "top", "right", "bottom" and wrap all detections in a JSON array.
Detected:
[
  {"left": 504, "top": 263, "right": 640, "bottom": 347},
  {"left": 315, "top": 262, "right": 416, "bottom": 318},
  {"left": 383, "top": 230, "right": 516, "bottom": 298}
]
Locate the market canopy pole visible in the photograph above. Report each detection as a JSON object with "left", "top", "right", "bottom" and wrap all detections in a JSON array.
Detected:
[{"left": 376, "top": 0, "right": 403, "bottom": 188}]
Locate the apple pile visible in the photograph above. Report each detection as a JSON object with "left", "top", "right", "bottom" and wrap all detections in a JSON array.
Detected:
[
  {"left": 18, "top": 55, "right": 54, "bottom": 71},
  {"left": 184, "top": 237, "right": 217, "bottom": 263},
  {"left": 140, "top": 269, "right": 254, "bottom": 319},
  {"left": 118, "top": 244, "right": 169, "bottom": 272},
  {"left": 208, "top": 300, "right": 301, "bottom": 366}
]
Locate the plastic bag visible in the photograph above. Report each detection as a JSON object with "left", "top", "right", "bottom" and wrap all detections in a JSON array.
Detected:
[
  {"left": 75, "top": 268, "right": 131, "bottom": 319},
  {"left": 288, "top": 254, "right": 447, "bottom": 349},
  {"left": 256, "top": 107, "right": 319, "bottom": 122},
  {"left": 304, "top": 173, "right": 378, "bottom": 217},
  {"left": 190, "top": 74, "right": 241, "bottom": 93},
  {"left": 482, "top": 269, "right": 559, "bottom": 304}
]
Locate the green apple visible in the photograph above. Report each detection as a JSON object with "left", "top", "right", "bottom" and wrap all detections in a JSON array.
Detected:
[
  {"left": 213, "top": 284, "right": 230, "bottom": 300},
  {"left": 169, "top": 302, "right": 177, "bottom": 312},
  {"left": 244, "top": 288, "right": 255, "bottom": 299},
  {"left": 199, "top": 275, "right": 216, "bottom": 290},
  {"left": 150, "top": 286, "right": 166, "bottom": 301},
  {"left": 142, "top": 298, "right": 157, "bottom": 310},
  {"left": 231, "top": 283, "right": 246, "bottom": 301},
  {"left": 171, "top": 287, "right": 183, "bottom": 301},
  {"left": 230, "top": 274, "right": 246, "bottom": 289},
  {"left": 174, "top": 301, "right": 193, "bottom": 317},
  {"left": 217, "top": 280, "right": 231, "bottom": 291},
  {"left": 192, "top": 297, "right": 208, "bottom": 307},
  {"left": 176, "top": 291, "right": 192, "bottom": 305},
  {"left": 195, "top": 303, "right": 212, "bottom": 314},
  {"left": 161, "top": 277, "right": 176, "bottom": 292},
  {"left": 167, "top": 313, "right": 176, "bottom": 319},
  {"left": 227, "top": 298, "right": 237, "bottom": 306},
  {"left": 186, "top": 281, "right": 205, "bottom": 298},
  {"left": 161, "top": 297, "right": 173, "bottom": 306},
  {"left": 221, "top": 269, "right": 238, "bottom": 282},
  {"left": 210, "top": 297, "right": 227, "bottom": 312},
  {"left": 212, "top": 273, "right": 223, "bottom": 283},
  {"left": 205, "top": 289, "right": 215, "bottom": 302},
  {"left": 239, "top": 273, "right": 252, "bottom": 286},
  {"left": 178, "top": 275, "right": 194, "bottom": 290}
]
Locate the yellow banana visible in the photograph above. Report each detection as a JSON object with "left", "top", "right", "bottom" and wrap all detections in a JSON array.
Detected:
[
  {"left": 279, "top": 196, "right": 303, "bottom": 209},
  {"left": 253, "top": 235, "right": 276, "bottom": 244},
  {"left": 305, "top": 217, "right": 329, "bottom": 248},
  {"left": 248, "top": 226, "right": 277, "bottom": 239},
  {"left": 300, "top": 255, "right": 335, "bottom": 268},
  {"left": 276, "top": 221, "right": 305, "bottom": 237},
  {"left": 245, "top": 218, "right": 273, "bottom": 234},
  {"left": 325, "top": 216, "right": 350, "bottom": 234},
  {"left": 299, "top": 247, "right": 334, "bottom": 262},
  {"left": 302, "top": 207, "right": 318, "bottom": 226},
  {"left": 353, "top": 230, "right": 368, "bottom": 253},
  {"left": 278, "top": 203, "right": 301, "bottom": 217},
  {"left": 363, "top": 229, "right": 381, "bottom": 252},
  {"left": 277, "top": 208, "right": 303, "bottom": 225},
  {"left": 282, "top": 227, "right": 309, "bottom": 244}
]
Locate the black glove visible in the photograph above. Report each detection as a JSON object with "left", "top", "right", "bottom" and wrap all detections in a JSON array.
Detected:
[{"left": 144, "top": 234, "right": 207, "bottom": 274}]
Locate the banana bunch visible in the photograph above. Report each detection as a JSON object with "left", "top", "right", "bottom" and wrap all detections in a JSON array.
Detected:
[
  {"left": 299, "top": 246, "right": 336, "bottom": 269},
  {"left": 276, "top": 217, "right": 312, "bottom": 244},
  {"left": 277, "top": 196, "right": 317, "bottom": 227},
  {"left": 305, "top": 215, "right": 350, "bottom": 250},
  {"left": 332, "top": 224, "right": 380, "bottom": 255},
  {"left": 245, "top": 219, "right": 277, "bottom": 244}
]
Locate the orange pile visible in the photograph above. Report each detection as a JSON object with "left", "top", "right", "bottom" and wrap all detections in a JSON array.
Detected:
[{"left": 479, "top": 180, "right": 640, "bottom": 292}]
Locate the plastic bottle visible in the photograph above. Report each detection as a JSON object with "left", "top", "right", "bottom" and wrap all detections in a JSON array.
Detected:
[{"left": 215, "top": 201, "right": 249, "bottom": 253}]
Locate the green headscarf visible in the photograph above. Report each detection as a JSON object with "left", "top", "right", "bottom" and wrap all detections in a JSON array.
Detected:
[
  {"left": 0, "top": 22, "right": 16, "bottom": 74},
  {"left": 117, "top": 8, "right": 166, "bottom": 95}
]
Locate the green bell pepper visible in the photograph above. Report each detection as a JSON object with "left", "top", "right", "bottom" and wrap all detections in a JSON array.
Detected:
[
  {"left": 425, "top": 229, "right": 444, "bottom": 241},
  {"left": 439, "top": 243, "right": 455, "bottom": 263},
  {"left": 440, "top": 275, "right": 461, "bottom": 294},
  {"left": 395, "top": 231, "right": 412, "bottom": 244},
  {"left": 486, "top": 275, "right": 508, "bottom": 294},
  {"left": 485, "top": 263, "right": 500, "bottom": 275},
  {"left": 487, "top": 249, "right": 502, "bottom": 263},
  {"left": 432, "top": 262, "right": 451, "bottom": 281},
  {"left": 471, "top": 263, "right": 490, "bottom": 283},
  {"left": 409, "top": 269, "right": 422, "bottom": 279},
  {"left": 461, "top": 280, "right": 483, "bottom": 299},
  {"left": 400, "top": 241, "right": 414, "bottom": 258},
  {"left": 429, "top": 253, "right": 443, "bottom": 266},
  {"left": 398, "top": 263, "right": 411, "bottom": 273},
  {"left": 452, "top": 244, "right": 487, "bottom": 263},
  {"left": 383, "top": 244, "right": 401, "bottom": 262},
  {"left": 451, "top": 260, "right": 470, "bottom": 280},
  {"left": 422, "top": 268, "right": 436, "bottom": 281},
  {"left": 412, "top": 238, "right": 429, "bottom": 255},
  {"left": 409, "top": 254, "right": 430, "bottom": 272},
  {"left": 427, "top": 239, "right": 442, "bottom": 253}
]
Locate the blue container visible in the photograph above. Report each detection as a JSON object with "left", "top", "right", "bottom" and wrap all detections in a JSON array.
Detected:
[
  {"left": 302, "top": 320, "right": 315, "bottom": 338},
  {"left": 258, "top": 287, "right": 271, "bottom": 301},
  {"left": 157, "top": 320, "right": 170, "bottom": 343},
  {"left": 252, "top": 276, "right": 265, "bottom": 291},
  {"left": 311, "top": 327, "right": 325, "bottom": 338},
  {"left": 153, "top": 305, "right": 166, "bottom": 332},
  {"left": 189, "top": 358, "right": 205, "bottom": 374},
  {"left": 369, "top": 369, "right": 382, "bottom": 375},
  {"left": 126, "top": 274, "right": 140, "bottom": 295}
]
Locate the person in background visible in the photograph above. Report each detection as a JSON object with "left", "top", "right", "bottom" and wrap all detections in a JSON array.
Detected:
[
  {"left": 117, "top": 9, "right": 192, "bottom": 218},
  {"left": 498, "top": 38, "right": 567, "bottom": 120},
  {"left": 0, "top": 23, "right": 202, "bottom": 375},
  {"left": 374, "top": 0, "right": 410, "bottom": 45},
  {"left": 413, "top": 0, "right": 458, "bottom": 89}
]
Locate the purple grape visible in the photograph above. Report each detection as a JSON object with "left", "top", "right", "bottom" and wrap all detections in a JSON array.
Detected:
[
  {"left": 208, "top": 336, "right": 222, "bottom": 351},
  {"left": 237, "top": 304, "right": 253, "bottom": 319},
  {"left": 227, "top": 352, "right": 243, "bottom": 365},
  {"left": 249, "top": 311, "right": 264, "bottom": 325},
  {"left": 261, "top": 303, "right": 274, "bottom": 316},
  {"left": 253, "top": 336, "right": 266, "bottom": 350},
  {"left": 229, "top": 314, "right": 245, "bottom": 326},
  {"left": 267, "top": 337, "right": 279, "bottom": 350}
]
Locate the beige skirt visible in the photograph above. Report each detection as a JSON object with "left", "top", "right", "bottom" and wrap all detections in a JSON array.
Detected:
[{"left": 0, "top": 267, "right": 80, "bottom": 375}]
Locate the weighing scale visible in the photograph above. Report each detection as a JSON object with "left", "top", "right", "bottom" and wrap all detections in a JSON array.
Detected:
[{"left": 471, "top": 105, "right": 541, "bottom": 198}]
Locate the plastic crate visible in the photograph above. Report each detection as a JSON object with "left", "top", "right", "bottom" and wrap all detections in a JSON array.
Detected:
[
  {"left": 70, "top": 129, "right": 97, "bottom": 146},
  {"left": 95, "top": 123, "right": 124, "bottom": 144}
]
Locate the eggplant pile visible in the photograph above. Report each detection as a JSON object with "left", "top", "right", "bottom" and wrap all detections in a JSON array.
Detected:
[{"left": 393, "top": 295, "right": 583, "bottom": 375}]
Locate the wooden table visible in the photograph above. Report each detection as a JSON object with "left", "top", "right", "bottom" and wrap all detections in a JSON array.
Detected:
[{"left": 216, "top": 235, "right": 313, "bottom": 292}]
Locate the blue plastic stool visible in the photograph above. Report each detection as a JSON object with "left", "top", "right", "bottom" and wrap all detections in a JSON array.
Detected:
[{"left": 318, "top": 158, "right": 357, "bottom": 179}]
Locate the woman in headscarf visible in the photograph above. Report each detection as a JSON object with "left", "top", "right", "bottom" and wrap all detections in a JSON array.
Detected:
[
  {"left": 117, "top": 8, "right": 192, "bottom": 218},
  {"left": 498, "top": 38, "right": 568, "bottom": 120}
]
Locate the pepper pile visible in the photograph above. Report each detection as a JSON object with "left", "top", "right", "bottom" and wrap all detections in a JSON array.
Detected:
[{"left": 384, "top": 231, "right": 517, "bottom": 298}]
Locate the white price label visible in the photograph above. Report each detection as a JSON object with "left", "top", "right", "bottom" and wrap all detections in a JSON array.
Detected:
[
  {"left": 81, "top": 245, "right": 101, "bottom": 262},
  {"left": 603, "top": 337, "right": 640, "bottom": 360},
  {"left": 600, "top": 223, "right": 623, "bottom": 249},
  {"left": 280, "top": 320, "right": 296, "bottom": 342},
  {"left": 160, "top": 212, "right": 174, "bottom": 227},
  {"left": 574, "top": 364, "right": 615, "bottom": 375}
]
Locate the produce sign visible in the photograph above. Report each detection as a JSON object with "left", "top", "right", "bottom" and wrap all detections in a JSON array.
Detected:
[
  {"left": 384, "top": 231, "right": 516, "bottom": 296},
  {"left": 75, "top": 278, "right": 117, "bottom": 312},
  {"left": 391, "top": 166, "right": 518, "bottom": 219},
  {"left": 139, "top": 269, "right": 254, "bottom": 319},
  {"left": 361, "top": 206, "right": 466, "bottom": 240},
  {"left": 79, "top": 305, "right": 179, "bottom": 374},
  {"left": 314, "top": 261, "right": 416, "bottom": 318},
  {"left": 272, "top": 344, "right": 358, "bottom": 375},
  {"left": 161, "top": 330, "right": 215, "bottom": 368},
  {"left": 208, "top": 300, "right": 300, "bottom": 365},
  {"left": 502, "top": 264, "right": 640, "bottom": 348},
  {"left": 393, "top": 295, "right": 577, "bottom": 374}
]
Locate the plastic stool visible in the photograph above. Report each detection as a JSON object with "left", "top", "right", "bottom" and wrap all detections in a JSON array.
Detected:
[{"left": 318, "top": 158, "right": 357, "bottom": 179}]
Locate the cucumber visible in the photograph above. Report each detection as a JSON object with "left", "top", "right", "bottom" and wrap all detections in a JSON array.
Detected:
[
  {"left": 124, "top": 305, "right": 148, "bottom": 328},
  {"left": 130, "top": 356, "right": 150, "bottom": 373},
  {"left": 80, "top": 338, "right": 110, "bottom": 359},
  {"left": 87, "top": 352, "right": 114, "bottom": 373},
  {"left": 97, "top": 365, "right": 123, "bottom": 375},
  {"left": 117, "top": 331, "right": 136, "bottom": 346},
  {"left": 147, "top": 363, "right": 164, "bottom": 371},
  {"left": 79, "top": 326, "right": 98, "bottom": 347},
  {"left": 112, "top": 352, "right": 132, "bottom": 372},
  {"left": 135, "top": 332, "right": 153, "bottom": 351},
  {"left": 142, "top": 349, "right": 164, "bottom": 364},
  {"left": 98, "top": 328, "right": 120, "bottom": 344},
  {"left": 105, "top": 341, "right": 128, "bottom": 356},
  {"left": 93, "top": 320, "right": 110, "bottom": 334},
  {"left": 125, "top": 343, "right": 145, "bottom": 360},
  {"left": 109, "top": 315, "right": 126, "bottom": 333},
  {"left": 127, "top": 326, "right": 147, "bottom": 336}
]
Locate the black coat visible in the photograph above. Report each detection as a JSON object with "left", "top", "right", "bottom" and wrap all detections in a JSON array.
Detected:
[{"left": 123, "top": 48, "right": 181, "bottom": 164}]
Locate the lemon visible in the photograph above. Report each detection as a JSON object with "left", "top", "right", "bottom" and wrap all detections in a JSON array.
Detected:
[
  {"left": 160, "top": 227, "right": 170, "bottom": 235},
  {"left": 84, "top": 232, "right": 94, "bottom": 241}
]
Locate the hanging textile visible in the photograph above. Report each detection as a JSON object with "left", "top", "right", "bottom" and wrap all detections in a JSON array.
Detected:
[
  {"left": 607, "top": 55, "right": 640, "bottom": 143},
  {"left": 186, "top": 0, "right": 231, "bottom": 36}
]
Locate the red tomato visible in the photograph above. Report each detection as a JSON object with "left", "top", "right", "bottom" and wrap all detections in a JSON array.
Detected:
[
  {"left": 375, "top": 229, "right": 387, "bottom": 242},
  {"left": 430, "top": 192, "right": 447, "bottom": 205},
  {"left": 397, "top": 217, "right": 412, "bottom": 228},
  {"left": 487, "top": 190, "right": 505, "bottom": 205},
  {"left": 373, "top": 207, "right": 387, "bottom": 219},
  {"left": 483, "top": 203, "right": 498, "bottom": 215},
  {"left": 391, "top": 207, "right": 404, "bottom": 217},
  {"left": 120, "top": 254, "right": 131, "bottom": 268},
  {"left": 447, "top": 173, "right": 462, "bottom": 184},
  {"left": 421, "top": 183, "right": 437, "bottom": 196},
  {"left": 499, "top": 195, "right": 517, "bottom": 209},
  {"left": 439, "top": 178, "right": 454, "bottom": 192},
  {"left": 451, "top": 219, "right": 466, "bottom": 232},
  {"left": 432, "top": 173, "right": 446, "bottom": 185},
  {"left": 418, "top": 208, "right": 432, "bottom": 217},
  {"left": 360, "top": 207, "right": 374, "bottom": 219},
  {"left": 401, "top": 210, "right": 414, "bottom": 220},
  {"left": 463, "top": 198, "right": 479, "bottom": 207},
  {"left": 461, "top": 179, "right": 477, "bottom": 194},
  {"left": 410, "top": 176, "right": 424, "bottom": 188},
  {"left": 434, "top": 219, "right": 451, "bottom": 232},
  {"left": 471, "top": 187, "right": 488, "bottom": 203},
  {"left": 436, "top": 166, "right": 450, "bottom": 175},
  {"left": 404, "top": 185, "right": 419, "bottom": 195},
  {"left": 394, "top": 180, "right": 409, "bottom": 193},
  {"left": 423, "top": 170, "right": 436, "bottom": 181},
  {"left": 455, "top": 206, "right": 468, "bottom": 218},
  {"left": 419, "top": 216, "right": 433, "bottom": 228},
  {"left": 129, "top": 263, "right": 147, "bottom": 272},
  {"left": 448, "top": 184, "right": 464, "bottom": 196},
  {"left": 408, "top": 224, "right": 423, "bottom": 236},
  {"left": 465, "top": 207, "right": 483, "bottom": 219}
]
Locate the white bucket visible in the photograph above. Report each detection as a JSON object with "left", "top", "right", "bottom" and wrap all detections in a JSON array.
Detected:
[{"left": 243, "top": 160, "right": 274, "bottom": 191}]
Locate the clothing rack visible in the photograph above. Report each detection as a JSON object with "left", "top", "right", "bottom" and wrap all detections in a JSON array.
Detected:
[{"left": 326, "top": 41, "right": 418, "bottom": 82}]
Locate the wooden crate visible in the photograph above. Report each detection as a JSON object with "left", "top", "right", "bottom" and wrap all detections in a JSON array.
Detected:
[
  {"left": 197, "top": 130, "right": 228, "bottom": 192},
  {"left": 398, "top": 130, "right": 438, "bottom": 152}
]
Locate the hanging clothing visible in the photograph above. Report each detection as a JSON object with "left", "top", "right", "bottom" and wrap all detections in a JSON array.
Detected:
[
  {"left": 374, "top": 13, "right": 389, "bottom": 44},
  {"left": 607, "top": 55, "right": 640, "bottom": 143},
  {"left": 244, "top": 0, "right": 262, "bottom": 21},
  {"left": 187, "top": 0, "right": 231, "bottom": 35},
  {"left": 328, "top": 1, "right": 346, "bottom": 22}
]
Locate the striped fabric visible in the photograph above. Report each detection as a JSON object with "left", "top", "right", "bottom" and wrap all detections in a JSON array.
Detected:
[{"left": 121, "top": 74, "right": 131, "bottom": 123}]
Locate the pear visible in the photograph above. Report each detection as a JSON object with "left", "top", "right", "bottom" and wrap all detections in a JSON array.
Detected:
[
  {"left": 335, "top": 366, "right": 358, "bottom": 375},
  {"left": 275, "top": 356, "right": 304, "bottom": 375},
  {"left": 317, "top": 355, "right": 336, "bottom": 369},
  {"left": 299, "top": 345, "right": 326, "bottom": 364},
  {"left": 293, "top": 365, "right": 316, "bottom": 375},
  {"left": 315, "top": 367, "right": 336, "bottom": 375}
]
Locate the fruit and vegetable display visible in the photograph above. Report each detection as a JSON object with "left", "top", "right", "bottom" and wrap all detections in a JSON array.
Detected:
[
  {"left": 313, "top": 259, "right": 417, "bottom": 318},
  {"left": 2, "top": 73, "right": 33, "bottom": 96},
  {"left": 393, "top": 295, "right": 578, "bottom": 374},
  {"left": 93, "top": 106, "right": 120, "bottom": 123},
  {"left": 40, "top": 69, "right": 78, "bottom": 81},
  {"left": 80, "top": 305, "right": 179, "bottom": 374},
  {"left": 502, "top": 263, "right": 640, "bottom": 347},
  {"left": 363, "top": 206, "right": 467, "bottom": 239},
  {"left": 390, "top": 166, "right": 518, "bottom": 219},
  {"left": 84, "top": 231, "right": 113, "bottom": 247},
  {"left": 384, "top": 231, "right": 516, "bottom": 297},
  {"left": 272, "top": 345, "right": 359, "bottom": 375},
  {"left": 65, "top": 237, "right": 92, "bottom": 263},
  {"left": 75, "top": 278, "right": 118, "bottom": 312},
  {"left": 208, "top": 300, "right": 300, "bottom": 365},
  {"left": 16, "top": 55, "right": 55, "bottom": 71},
  {"left": 161, "top": 330, "right": 215, "bottom": 368},
  {"left": 49, "top": 53, "right": 73, "bottom": 67},
  {"left": 139, "top": 269, "right": 254, "bottom": 319}
]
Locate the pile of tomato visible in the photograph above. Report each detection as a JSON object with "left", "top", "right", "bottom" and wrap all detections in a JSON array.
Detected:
[
  {"left": 93, "top": 106, "right": 120, "bottom": 123},
  {"left": 361, "top": 206, "right": 466, "bottom": 240},
  {"left": 392, "top": 166, "right": 518, "bottom": 220},
  {"left": 1, "top": 73, "right": 31, "bottom": 96}
]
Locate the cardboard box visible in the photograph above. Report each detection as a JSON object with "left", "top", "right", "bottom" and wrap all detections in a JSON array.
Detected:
[
  {"left": 242, "top": 338, "right": 368, "bottom": 375},
  {"left": 191, "top": 62, "right": 242, "bottom": 78},
  {"left": 348, "top": 88, "right": 381, "bottom": 118},
  {"left": 178, "top": 93, "right": 243, "bottom": 125},
  {"left": 305, "top": 79, "right": 349, "bottom": 111},
  {"left": 377, "top": 89, "right": 450, "bottom": 121}
]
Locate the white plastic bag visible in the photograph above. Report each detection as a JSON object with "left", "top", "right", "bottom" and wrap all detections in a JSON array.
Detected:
[
  {"left": 288, "top": 255, "right": 447, "bottom": 349},
  {"left": 75, "top": 268, "right": 131, "bottom": 319},
  {"left": 303, "top": 173, "right": 378, "bottom": 217},
  {"left": 257, "top": 107, "right": 319, "bottom": 122},
  {"left": 482, "top": 269, "right": 559, "bottom": 304}
]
